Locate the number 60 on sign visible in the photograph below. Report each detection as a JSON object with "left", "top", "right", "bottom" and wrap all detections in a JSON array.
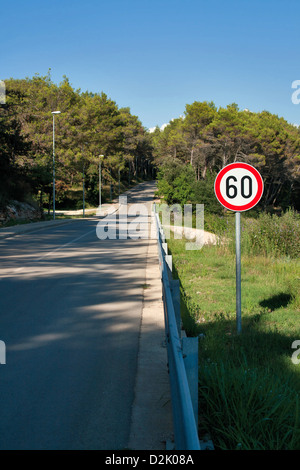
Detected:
[{"left": 214, "top": 162, "right": 264, "bottom": 212}]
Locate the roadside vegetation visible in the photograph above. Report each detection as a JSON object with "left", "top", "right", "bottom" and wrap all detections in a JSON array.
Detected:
[
  {"left": 167, "top": 210, "right": 300, "bottom": 450},
  {"left": 0, "top": 72, "right": 154, "bottom": 220},
  {"left": 152, "top": 98, "right": 300, "bottom": 449}
]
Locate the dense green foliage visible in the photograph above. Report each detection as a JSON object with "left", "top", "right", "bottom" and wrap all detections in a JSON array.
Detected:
[
  {"left": 238, "top": 209, "right": 300, "bottom": 259},
  {"left": 152, "top": 101, "right": 300, "bottom": 211},
  {"left": 0, "top": 72, "right": 154, "bottom": 210},
  {"left": 204, "top": 208, "right": 300, "bottom": 259},
  {"left": 2, "top": 77, "right": 300, "bottom": 216}
]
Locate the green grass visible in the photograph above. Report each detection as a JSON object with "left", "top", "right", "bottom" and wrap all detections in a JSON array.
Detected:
[{"left": 166, "top": 214, "right": 300, "bottom": 450}]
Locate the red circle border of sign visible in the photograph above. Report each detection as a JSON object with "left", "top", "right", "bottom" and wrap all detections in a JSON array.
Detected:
[{"left": 214, "top": 162, "right": 264, "bottom": 211}]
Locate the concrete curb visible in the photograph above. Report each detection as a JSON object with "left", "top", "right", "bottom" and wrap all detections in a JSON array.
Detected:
[
  {"left": 128, "top": 213, "right": 174, "bottom": 450},
  {"left": 0, "top": 218, "right": 77, "bottom": 241}
]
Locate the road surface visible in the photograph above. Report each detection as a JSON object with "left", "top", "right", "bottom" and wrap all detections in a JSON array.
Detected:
[{"left": 0, "top": 181, "right": 157, "bottom": 450}]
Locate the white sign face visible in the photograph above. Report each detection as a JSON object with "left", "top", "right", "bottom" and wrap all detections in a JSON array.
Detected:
[{"left": 214, "top": 162, "right": 264, "bottom": 211}]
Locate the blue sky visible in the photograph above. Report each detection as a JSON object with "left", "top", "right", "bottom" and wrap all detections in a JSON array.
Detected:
[{"left": 2, "top": 0, "right": 300, "bottom": 130}]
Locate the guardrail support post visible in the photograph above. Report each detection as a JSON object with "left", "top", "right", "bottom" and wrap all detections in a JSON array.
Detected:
[
  {"left": 170, "top": 279, "right": 181, "bottom": 337},
  {"left": 165, "top": 254, "right": 172, "bottom": 280},
  {"left": 181, "top": 337, "right": 198, "bottom": 429}
]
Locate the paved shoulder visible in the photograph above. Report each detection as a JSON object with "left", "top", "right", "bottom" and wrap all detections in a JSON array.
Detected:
[{"left": 129, "top": 213, "right": 173, "bottom": 450}]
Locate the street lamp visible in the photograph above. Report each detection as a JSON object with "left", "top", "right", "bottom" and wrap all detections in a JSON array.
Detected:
[
  {"left": 82, "top": 142, "right": 89, "bottom": 218},
  {"left": 99, "top": 155, "right": 104, "bottom": 210},
  {"left": 52, "top": 110, "right": 61, "bottom": 220}
]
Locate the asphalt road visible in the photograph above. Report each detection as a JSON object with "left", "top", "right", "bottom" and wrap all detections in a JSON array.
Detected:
[{"left": 0, "top": 181, "right": 157, "bottom": 450}]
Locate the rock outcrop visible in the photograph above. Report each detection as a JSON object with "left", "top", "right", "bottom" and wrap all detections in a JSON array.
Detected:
[{"left": 0, "top": 201, "right": 43, "bottom": 225}]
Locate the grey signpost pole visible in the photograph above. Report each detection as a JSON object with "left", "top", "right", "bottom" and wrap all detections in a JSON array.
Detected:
[
  {"left": 52, "top": 113, "right": 56, "bottom": 220},
  {"left": 83, "top": 162, "right": 85, "bottom": 218},
  {"left": 99, "top": 160, "right": 102, "bottom": 208},
  {"left": 51, "top": 111, "right": 61, "bottom": 220},
  {"left": 235, "top": 211, "right": 242, "bottom": 334},
  {"left": 99, "top": 155, "right": 104, "bottom": 211},
  {"left": 214, "top": 162, "right": 263, "bottom": 336}
]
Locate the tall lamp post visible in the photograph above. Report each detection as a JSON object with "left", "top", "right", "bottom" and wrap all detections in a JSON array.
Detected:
[
  {"left": 82, "top": 148, "right": 85, "bottom": 218},
  {"left": 52, "top": 110, "right": 61, "bottom": 220},
  {"left": 82, "top": 143, "right": 89, "bottom": 218},
  {"left": 99, "top": 155, "right": 104, "bottom": 210}
]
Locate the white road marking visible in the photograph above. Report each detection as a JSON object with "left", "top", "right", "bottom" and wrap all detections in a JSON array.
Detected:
[{"left": 12, "top": 228, "right": 96, "bottom": 274}]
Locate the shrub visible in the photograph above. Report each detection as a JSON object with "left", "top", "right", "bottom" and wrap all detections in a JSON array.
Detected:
[
  {"left": 242, "top": 209, "right": 300, "bottom": 259},
  {"left": 156, "top": 159, "right": 195, "bottom": 205},
  {"left": 193, "top": 171, "right": 224, "bottom": 215},
  {"left": 203, "top": 209, "right": 300, "bottom": 259},
  {"left": 198, "top": 357, "right": 300, "bottom": 450}
]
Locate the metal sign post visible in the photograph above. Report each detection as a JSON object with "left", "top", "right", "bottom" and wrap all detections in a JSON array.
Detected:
[
  {"left": 214, "top": 162, "right": 264, "bottom": 334},
  {"left": 235, "top": 211, "right": 242, "bottom": 334}
]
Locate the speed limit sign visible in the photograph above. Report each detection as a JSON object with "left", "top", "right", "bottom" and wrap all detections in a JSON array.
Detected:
[
  {"left": 214, "top": 162, "right": 264, "bottom": 212},
  {"left": 214, "top": 162, "right": 264, "bottom": 334}
]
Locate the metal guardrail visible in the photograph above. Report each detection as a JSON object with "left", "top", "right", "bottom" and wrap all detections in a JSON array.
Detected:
[{"left": 153, "top": 204, "right": 201, "bottom": 451}]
